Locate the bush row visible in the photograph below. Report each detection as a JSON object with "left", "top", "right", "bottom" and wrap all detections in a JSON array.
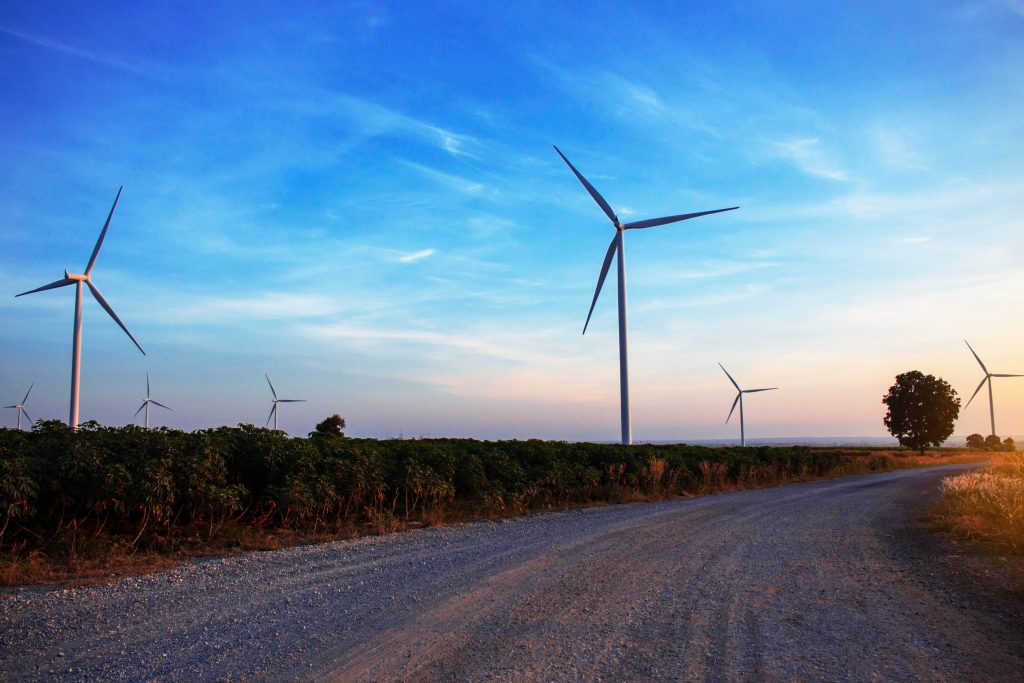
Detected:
[{"left": 0, "top": 420, "right": 875, "bottom": 554}]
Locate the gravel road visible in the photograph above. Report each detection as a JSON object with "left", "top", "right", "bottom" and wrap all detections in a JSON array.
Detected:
[{"left": 2, "top": 463, "right": 1023, "bottom": 682}]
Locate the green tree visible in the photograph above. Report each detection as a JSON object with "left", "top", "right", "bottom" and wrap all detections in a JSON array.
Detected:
[
  {"left": 985, "top": 434, "right": 1004, "bottom": 450},
  {"left": 312, "top": 414, "right": 346, "bottom": 438},
  {"left": 882, "top": 371, "right": 960, "bottom": 453},
  {"left": 965, "top": 433, "right": 985, "bottom": 449},
  {"left": 1003, "top": 437, "right": 1016, "bottom": 452}
]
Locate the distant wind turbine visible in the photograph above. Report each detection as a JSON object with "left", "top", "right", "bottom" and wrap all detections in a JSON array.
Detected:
[
  {"left": 265, "top": 374, "right": 305, "bottom": 431},
  {"left": 5, "top": 384, "right": 33, "bottom": 431},
  {"left": 15, "top": 187, "right": 145, "bottom": 428},
  {"left": 719, "top": 363, "right": 777, "bottom": 447},
  {"left": 134, "top": 373, "right": 171, "bottom": 429},
  {"left": 963, "top": 340, "right": 1022, "bottom": 436},
  {"left": 554, "top": 146, "right": 738, "bottom": 445}
]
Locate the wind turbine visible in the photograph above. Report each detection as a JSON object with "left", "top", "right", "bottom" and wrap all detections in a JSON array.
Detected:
[
  {"left": 15, "top": 187, "right": 145, "bottom": 428},
  {"left": 5, "top": 384, "right": 33, "bottom": 431},
  {"left": 265, "top": 374, "right": 305, "bottom": 432},
  {"left": 963, "top": 340, "right": 1022, "bottom": 436},
  {"left": 134, "top": 373, "right": 171, "bottom": 429},
  {"left": 719, "top": 363, "right": 777, "bottom": 447},
  {"left": 554, "top": 145, "right": 738, "bottom": 445}
]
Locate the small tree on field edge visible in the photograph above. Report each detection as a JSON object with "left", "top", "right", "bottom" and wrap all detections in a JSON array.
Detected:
[
  {"left": 312, "top": 414, "right": 346, "bottom": 438},
  {"left": 882, "top": 371, "right": 960, "bottom": 453},
  {"left": 965, "top": 433, "right": 985, "bottom": 449}
]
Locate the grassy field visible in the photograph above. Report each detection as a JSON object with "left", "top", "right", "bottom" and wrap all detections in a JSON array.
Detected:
[
  {"left": 934, "top": 452, "right": 1024, "bottom": 554},
  {"left": 0, "top": 421, "right": 984, "bottom": 586}
]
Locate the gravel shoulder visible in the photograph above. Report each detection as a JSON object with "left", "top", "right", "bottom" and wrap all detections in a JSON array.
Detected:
[{"left": 2, "top": 463, "right": 1022, "bottom": 682}]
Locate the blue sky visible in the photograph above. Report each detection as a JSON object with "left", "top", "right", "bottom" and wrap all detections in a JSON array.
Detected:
[{"left": 2, "top": 1, "right": 1023, "bottom": 440}]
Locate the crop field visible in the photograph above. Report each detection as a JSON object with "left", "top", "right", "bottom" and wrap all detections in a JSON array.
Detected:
[{"left": 0, "top": 421, "right": 979, "bottom": 585}]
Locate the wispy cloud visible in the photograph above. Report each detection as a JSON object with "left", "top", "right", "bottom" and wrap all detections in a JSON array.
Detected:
[
  {"left": 768, "top": 137, "right": 852, "bottom": 182},
  {"left": 0, "top": 25, "right": 148, "bottom": 76},
  {"left": 399, "top": 248, "right": 436, "bottom": 263},
  {"left": 956, "top": 0, "right": 1024, "bottom": 20},
  {"left": 670, "top": 260, "right": 779, "bottom": 280},
  {"left": 399, "top": 160, "right": 486, "bottom": 194},
  {"left": 293, "top": 91, "right": 482, "bottom": 158},
  {"left": 869, "top": 123, "right": 928, "bottom": 171},
  {"left": 161, "top": 292, "right": 340, "bottom": 323}
]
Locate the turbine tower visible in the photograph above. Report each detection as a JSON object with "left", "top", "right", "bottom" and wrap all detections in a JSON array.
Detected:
[
  {"left": 554, "top": 146, "right": 738, "bottom": 445},
  {"left": 265, "top": 374, "right": 305, "bottom": 432},
  {"left": 719, "top": 363, "right": 777, "bottom": 447},
  {"left": 5, "top": 384, "right": 33, "bottom": 431},
  {"left": 15, "top": 187, "right": 145, "bottom": 428},
  {"left": 964, "top": 340, "right": 1022, "bottom": 436},
  {"left": 134, "top": 373, "right": 171, "bottom": 429}
]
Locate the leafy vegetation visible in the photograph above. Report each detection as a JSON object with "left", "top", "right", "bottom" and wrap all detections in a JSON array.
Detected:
[
  {"left": 882, "top": 371, "right": 960, "bottom": 453},
  {"left": 965, "top": 433, "right": 1016, "bottom": 451},
  {"left": 0, "top": 420, "right": 964, "bottom": 585}
]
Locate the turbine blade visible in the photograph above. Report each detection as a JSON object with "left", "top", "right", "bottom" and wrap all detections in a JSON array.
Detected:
[
  {"left": 21, "top": 408, "right": 31, "bottom": 425},
  {"left": 744, "top": 387, "right": 778, "bottom": 393},
  {"left": 266, "top": 403, "right": 276, "bottom": 427},
  {"left": 964, "top": 340, "right": 988, "bottom": 374},
  {"left": 134, "top": 402, "right": 146, "bottom": 418},
  {"left": 151, "top": 400, "right": 171, "bottom": 410},
  {"left": 990, "top": 374, "right": 1024, "bottom": 378},
  {"left": 553, "top": 146, "right": 618, "bottom": 225},
  {"left": 583, "top": 235, "right": 618, "bottom": 335},
  {"left": 4, "top": 405, "right": 15, "bottom": 409},
  {"left": 266, "top": 374, "right": 278, "bottom": 400},
  {"left": 22, "top": 383, "right": 33, "bottom": 405},
  {"left": 278, "top": 399, "right": 305, "bottom": 403},
  {"left": 146, "top": 373, "right": 150, "bottom": 398},
  {"left": 16, "top": 277, "right": 74, "bottom": 297},
  {"left": 964, "top": 377, "right": 987, "bottom": 409},
  {"left": 725, "top": 393, "right": 741, "bottom": 424},
  {"left": 85, "top": 186, "right": 122, "bottom": 276},
  {"left": 86, "top": 281, "right": 145, "bottom": 355},
  {"left": 624, "top": 206, "right": 739, "bottom": 230},
  {"left": 718, "top": 363, "right": 740, "bottom": 391}
]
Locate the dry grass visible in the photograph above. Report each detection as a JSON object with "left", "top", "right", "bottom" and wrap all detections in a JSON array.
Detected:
[{"left": 934, "top": 452, "right": 1024, "bottom": 554}]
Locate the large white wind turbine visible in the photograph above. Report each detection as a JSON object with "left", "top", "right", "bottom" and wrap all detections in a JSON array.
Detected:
[
  {"left": 963, "top": 340, "right": 1022, "bottom": 436},
  {"left": 555, "top": 146, "right": 738, "bottom": 445},
  {"left": 5, "top": 384, "right": 33, "bottom": 431},
  {"left": 719, "top": 363, "right": 777, "bottom": 447},
  {"left": 15, "top": 187, "right": 145, "bottom": 428},
  {"left": 134, "top": 373, "right": 171, "bottom": 429},
  {"left": 265, "top": 374, "right": 305, "bottom": 432}
]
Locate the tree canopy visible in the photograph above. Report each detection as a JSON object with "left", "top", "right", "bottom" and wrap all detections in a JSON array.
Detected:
[
  {"left": 882, "top": 371, "right": 960, "bottom": 453},
  {"left": 312, "top": 414, "right": 346, "bottom": 438}
]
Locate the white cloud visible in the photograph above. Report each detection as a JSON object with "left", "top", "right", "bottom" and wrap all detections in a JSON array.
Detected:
[
  {"left": 162, "top": 292, "right": 340, "bottom": 322},
  {"left": 769, "top": 137, "right": 852, "bottom": 182},
  {"left": 399, "top": 160, "right": 486, "bottom": 194},
  {"left": 304, "top": 92, "right": 482, "bottom": 158},
  {"left": 0, "top": 25, "right": 149, "bottom": 77},
  {"left": 399, "top": 248, "right": 436, "bottom": 263}
]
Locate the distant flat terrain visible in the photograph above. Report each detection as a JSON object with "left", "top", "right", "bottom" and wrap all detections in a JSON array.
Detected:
[{"left": 2, "top": 464, "right": 1022, "bottom": 682}]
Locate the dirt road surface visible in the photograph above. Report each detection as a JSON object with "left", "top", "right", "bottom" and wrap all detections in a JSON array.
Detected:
[{"left": 2, "top": 463, "right": 1022, "bottom": 681}]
